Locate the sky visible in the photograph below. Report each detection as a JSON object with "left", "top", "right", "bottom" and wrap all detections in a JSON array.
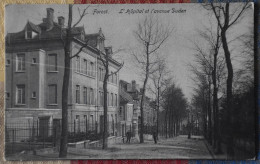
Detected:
[{"left": 5, "top": 4, "right": 253, "bottom": 101}]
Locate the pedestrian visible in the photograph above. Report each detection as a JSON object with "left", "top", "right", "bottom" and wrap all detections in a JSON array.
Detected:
[
  {"left": 126, "top": 131, "right": 131, "bottom": 143},
  {"left": 152, "top": 130, "right": 157, "bottom": 144}
]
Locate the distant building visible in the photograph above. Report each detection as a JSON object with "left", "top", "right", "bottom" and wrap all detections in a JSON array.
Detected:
[
  {"left": 5, "top": 8, "right": 121, "bottom": 139},
  {"left": 119, "top": 80, "right": 157, "bottom": 139}
]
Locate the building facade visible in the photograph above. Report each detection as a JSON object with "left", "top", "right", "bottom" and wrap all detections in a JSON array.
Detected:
[
  {"left": 119, "top": 80, "right": 142, "bottom": 140},
  {"left": 5, "top": 8, "right": 121, "bottom": 138}
]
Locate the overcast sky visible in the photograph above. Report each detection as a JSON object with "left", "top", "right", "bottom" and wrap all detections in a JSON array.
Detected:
[{"left": 5, "top": 4, "right": 253, "bottom": 101}]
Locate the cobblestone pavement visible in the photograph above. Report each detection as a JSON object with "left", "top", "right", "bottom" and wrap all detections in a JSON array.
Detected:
[{"left": 7, "top": 135, "right": 213, "bottom": 160}]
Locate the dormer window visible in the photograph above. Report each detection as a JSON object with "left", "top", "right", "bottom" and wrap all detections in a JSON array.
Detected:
[
  {"left": 26, "top": 31, "right": 32, "bottom": 39},
  {"left": 81, "top": 32, "right": 85, "bottom": 41}
]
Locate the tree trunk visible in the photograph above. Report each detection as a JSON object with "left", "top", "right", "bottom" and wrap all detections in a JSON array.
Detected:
[
  {"left": 212, "top": 41, "right": 222, "bottom": 153},
  {"left": 139, "top": 43, "right": 150, "bottom": 143},
  {"left": 221, "top": 27, "right": 234, "bottom": 158},
  {"left": 140, "top": 74, "right": 148, "bottom": 143},
  {"left": 157, "top": 86, "right": 159, "bottom": 138},
  {"left": 202, "top": 90, "right": 208, "bottom": 139},
  {"left": 102, "top": 58, "right": 109, "bottom": 149},
  {"left": 212, "top": 51, "right": 217, "bottom": 149},
  {"left": 208, "top": 78, "right": 212, "bottom": 145},
  {"left": 59, "top": 5, "right": 72, "bottom": 158}
]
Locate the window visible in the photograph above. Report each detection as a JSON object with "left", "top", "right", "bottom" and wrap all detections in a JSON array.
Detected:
[
  {"left": 100, "top": 91, "right": 104, "bottom": 106},
  {"left": 111, "top": 72, "right": 114, "bottom": 83},
  {"left": 90, "top": 62, "right": 94, "bottom": 76},
  {"left": 83, "top": 87, "right": 87, "bottom": 104},
  {"left": 90, "top": 88, "right": 94, "bottom": 105},
  {"left": 75, "top": 115, "right": 80, "bottom": 132},
  {"left": 90, "top": 115, "right": 94, "bottom": 130},
  {"left": 48, "top": 54, "right": 57, "bottom": 71},
  {"left": 76, "top": 85, "right": 80, "bottom": 104},
  {"left": 111, "top": 93, "right": 113, "bottom": 106},
  {"left": 32, "top": 58, "right": 37, "bottom": 64},
  {"left": 101, "top": 68, "right": 103, "bottom": 80},
  {"left": 99, "top": 91, "right": 102, "bottom": 105},
  {"left": 6, "top": 59, "right": 10, "bottom": 66},
  {"left": 32, "top": 92, "right": 36, "bottom": 98},
  {"left": 48, "top": 84, "right": 57, "bottom": 104},
  {"left": 26, "top": 31, "right": 32, "bottom": 39},
  {"left": 115, "top": 94, "right": 117, "bottom": 107},
  {"left": 83, "top": 59, "right": 87, "bottom": 75},
  {"left": 16, "top": 85, "right": 25, "bottom": 104},
  {"left": 16, "top": 54, "right": 25, "bottom": 71},
  {"left": 76, "top": 56, "right": 80, "bottom": 72},
  {"left": 81, "top": 32, "right": 85, "bottom": 41},
  {"left": 99, "top": 68, "right": 102, "bottom": 80},
  {"left": 84, "top": 115, "right": 88, "bottom": 131},
  {"left": 6, "top": 92, "right": 10, "bottom": 99},
  {"left": 115, "top": 73, "right": 117, "bottom": 84}
]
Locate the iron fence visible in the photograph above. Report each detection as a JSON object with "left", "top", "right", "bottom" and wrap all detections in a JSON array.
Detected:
[{"left": 5, "top": 119, "right": 118, "bottom": 156}]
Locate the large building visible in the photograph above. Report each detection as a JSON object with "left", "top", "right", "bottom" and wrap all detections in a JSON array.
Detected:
[{"left": 5, "top": 8, "right": 121, "bottom": 138}]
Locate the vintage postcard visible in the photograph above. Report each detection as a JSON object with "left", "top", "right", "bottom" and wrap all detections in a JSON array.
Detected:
[{"left": 4, "top": 3, "right": 255, "bottom": 160}]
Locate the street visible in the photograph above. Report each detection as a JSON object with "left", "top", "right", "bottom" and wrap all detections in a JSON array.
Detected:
[{"left": 7, "top": 135, "right": 213, "bottom": 160}]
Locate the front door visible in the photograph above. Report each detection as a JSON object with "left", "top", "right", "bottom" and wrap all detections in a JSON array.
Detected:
[{"left": 39, "top": 117, "right": 49, "bottom": 138}]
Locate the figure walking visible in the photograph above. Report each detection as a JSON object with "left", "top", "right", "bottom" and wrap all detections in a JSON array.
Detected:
[
  {"left": 152, "top": 130, "right": 157, "bottom": 144},
  {"left": 126, "top": 131, "right": 131, "bottom": 143}
]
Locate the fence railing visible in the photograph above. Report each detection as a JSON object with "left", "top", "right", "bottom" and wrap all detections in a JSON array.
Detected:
[{"left": 5, "top": 119, "right": 118, "bottom": 156}]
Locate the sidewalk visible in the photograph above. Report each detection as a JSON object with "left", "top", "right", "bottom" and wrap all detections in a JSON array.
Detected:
[{"left": 6, "top": 135, "right": 213, "bottom": 160}]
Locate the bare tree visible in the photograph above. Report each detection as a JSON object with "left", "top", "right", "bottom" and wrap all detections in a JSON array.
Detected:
[
  {"left": 188, "top": 22, "right": 226, "bottom": 150},
  {"left": 149, "top": 58, "right": 170, "bottom": 138},
  {"left": 132, "top": 15, "right": 172, "bottom": 143},
  {"left": 206, "top": 2, "right": 250, "bottom": 158},
  {"left": 198, "top": 23, "right": 223, "bottom": 153},
  {"left": 59, "top": 4, "right": 89, "bottom": 157},
  {"left": 98, "top": 50, "right": 123, "bottom": 149}
]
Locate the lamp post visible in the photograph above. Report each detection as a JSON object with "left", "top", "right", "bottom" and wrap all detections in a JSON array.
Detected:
[{"left": 188, "top": 107, "right": 191, "bottom": 139}]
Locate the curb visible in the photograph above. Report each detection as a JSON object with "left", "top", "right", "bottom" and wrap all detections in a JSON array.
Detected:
[{"left": 203, "top": 139, "right": 216, "bottom": 159}]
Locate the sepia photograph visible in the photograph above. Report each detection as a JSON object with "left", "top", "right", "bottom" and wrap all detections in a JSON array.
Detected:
[{"left": 4, "top": 3, "right": 255, "bottom": 160}]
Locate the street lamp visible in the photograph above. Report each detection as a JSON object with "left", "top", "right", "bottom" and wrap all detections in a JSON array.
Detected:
[{"left": 188, "top": 107, "right": 191, "bottom": 139}]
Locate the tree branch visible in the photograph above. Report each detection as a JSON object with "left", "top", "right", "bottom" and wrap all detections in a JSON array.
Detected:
[
  {"left": 69, "top": 40, "right": 89, "bottom": 60},
  {"left": 72, "top": 6, "right": 90, "bottom": 28},
  {"left": 108, "top": 62, "right": 124, "bottom": 77},
  {"left": 228, "top": 2, "right": 249, "bottom": 28}
]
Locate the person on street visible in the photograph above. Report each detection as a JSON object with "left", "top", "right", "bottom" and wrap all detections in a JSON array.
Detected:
[
  {"left": 126, "top": 131, "right": 131, "bottom": 143},
  {"left": 152, "top": 130, "right": 157, "bottom": 144}
]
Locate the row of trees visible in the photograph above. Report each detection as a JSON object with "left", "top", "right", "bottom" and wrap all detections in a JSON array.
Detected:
[
  {"left": 59, "top": 7, "right": 176, "bottom": 157},
  {"left": 161, "top": 83, "right": 188, "bottom": 138},
  {"left": 190, "top": 2, "right": 254, "bottom": 159}
]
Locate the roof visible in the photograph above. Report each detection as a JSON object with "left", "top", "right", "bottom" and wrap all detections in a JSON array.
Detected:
[
  {"left": 27, "top": 21, "right": 41, "bottom": 33},
  {"left": 5, "top": 9, "right": 121, "bottom": 67},
  {"left": 120, "top": 89, "right": 133, "bottom": 103}
]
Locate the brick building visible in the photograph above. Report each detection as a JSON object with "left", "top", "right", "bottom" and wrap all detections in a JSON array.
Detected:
[{"left": 5, "top": 8, "right": 121, "bottom": 139}]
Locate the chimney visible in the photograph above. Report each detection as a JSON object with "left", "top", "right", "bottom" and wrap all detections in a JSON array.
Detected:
[
  {"left": 58, "top": 16, "right": 65, "bottom": 27},
  {"left": 132, "top": 80, "right": 136, "bottom": 91},
  {"left": 46, "top": 8, "right": 54, "bottom": 30}
]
